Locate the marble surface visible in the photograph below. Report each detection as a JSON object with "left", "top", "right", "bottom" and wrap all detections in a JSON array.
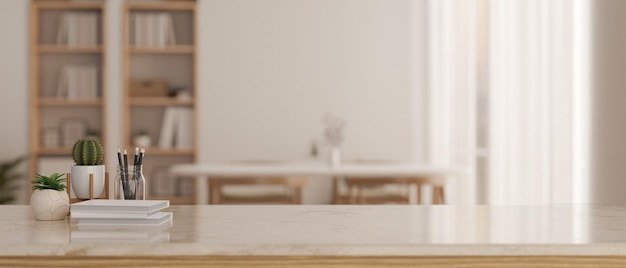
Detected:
[{"left": 2, "top": 204, "right": 626, "bottom": 256}]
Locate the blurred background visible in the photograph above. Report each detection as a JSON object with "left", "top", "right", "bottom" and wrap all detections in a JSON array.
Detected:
[{"left": 1, "top": 0, "right": 624, "bottom": 207}]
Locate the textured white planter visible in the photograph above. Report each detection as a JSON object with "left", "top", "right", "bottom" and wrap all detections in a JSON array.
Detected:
[
  {"left": 30, "top": 189, "right": 69, "bottom": 221},
  {"left": 71, "top": 165, "right": 105, "bottom": 199}
]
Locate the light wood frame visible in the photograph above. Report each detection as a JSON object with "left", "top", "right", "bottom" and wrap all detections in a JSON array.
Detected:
[
  {"left": 122, "top": 1, "right": 198, "bottom": 204},
  {"left": 29, "top": 1, "right": 107, "bottom": 197}
]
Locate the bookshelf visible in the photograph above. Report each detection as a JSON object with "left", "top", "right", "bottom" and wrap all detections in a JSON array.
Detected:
[
  {"left": 29, "top": 1, "right": 107, "bottom": 195},
  {"left": 123, "top": 1, "right": 197, "bottom": 204}
]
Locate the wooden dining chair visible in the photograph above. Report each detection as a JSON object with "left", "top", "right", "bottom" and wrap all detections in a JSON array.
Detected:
[
  {"left": 342, "top": 176, "right": 446, "bottom": 204},
  {"left": 208, "top": 161, "right": 308, "bottom": 205},
  {"left": 331, "top": 159, "right": 413, "bottom": 204},
  {"left": 209, "top": 176, "right": 308, "bottom": 204}
]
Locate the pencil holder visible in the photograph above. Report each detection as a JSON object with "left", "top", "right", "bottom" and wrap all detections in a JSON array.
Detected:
[{"left": 113, "top": 165, "right": 146, "bottom": 200}]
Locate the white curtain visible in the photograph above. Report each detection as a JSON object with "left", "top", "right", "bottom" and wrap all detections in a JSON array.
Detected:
[
  {"left": 488, "top": 0, "right": 589, "bottom": 205},
  {"left": 427, "top": 0, "right": 590, "bottom": 205},
  {"left": 428, "top": 0, "right": 478, "bottom": 205}
]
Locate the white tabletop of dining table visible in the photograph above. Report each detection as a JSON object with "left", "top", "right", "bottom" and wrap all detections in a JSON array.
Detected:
[{"left": 169, "top": 161, "right": 466, "bottom": 204}]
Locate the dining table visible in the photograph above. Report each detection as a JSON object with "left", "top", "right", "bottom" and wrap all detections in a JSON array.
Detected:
[{"left": 169, "top": 161, "right": 464, "bottom": 204}]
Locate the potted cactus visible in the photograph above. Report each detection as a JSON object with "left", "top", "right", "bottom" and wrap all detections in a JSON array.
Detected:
[
  {"left": 31, "top": 173, "right": 69, "bottom": 221},
  {"left": 70, "top": 139, "right": 105, "bottom": 199}
]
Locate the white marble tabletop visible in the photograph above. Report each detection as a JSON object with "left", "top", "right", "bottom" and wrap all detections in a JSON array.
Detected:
[
  {"left": 2, "top": 204, "right": 626, "bottom": 257},
  {"left": 170, "top": 161, "right": 463, "bottom": 178}
]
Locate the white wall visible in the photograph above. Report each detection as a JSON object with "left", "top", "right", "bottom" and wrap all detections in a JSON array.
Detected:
[
  {"left": 590, "top": 0, "right": 626, "bottom": 204},
  {"left": 198, "top": 0, "right": 425, "bottom": 163},
  {"left": 0, "top": 0, "right": 30, "bottom": 204}
]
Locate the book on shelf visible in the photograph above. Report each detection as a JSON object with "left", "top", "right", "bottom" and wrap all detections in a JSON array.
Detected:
[
  {"left": 57, "top": 65, "right": 98, "bottom": 99},
  {"left": 76, "top": 212, "right": 173, "bottom": 226},
  {"left": 158, "top": 106, "right": 178, "bottom": 149},
  {"left": 57, "top": 12, "right": 99, "bottom": 47},
  {"left": 175, "top": 107, "right": 194, "bottom": 149},
  {"left": 71, "top": 199, "right": 170, "bottom": 213},
  {"left": 159, "top": 107, "right": 194, "bottom": 149},
  {"left": 131, "top": 13, "right": 176, "bottom": 47}
]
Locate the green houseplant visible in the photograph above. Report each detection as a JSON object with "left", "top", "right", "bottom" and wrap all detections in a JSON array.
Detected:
[
  {"left": 30, "top": 173, "right": 69, "bottom": 221},
  {"left": 0, "top": 157, "right": 24, "bottom": 204},
  {"left": 70, "top": 139, "right": 105, "bottom": 199}
]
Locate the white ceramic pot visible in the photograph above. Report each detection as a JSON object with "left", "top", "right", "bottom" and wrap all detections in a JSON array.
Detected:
[
  {"left": 133, "top": 135, "right": 152, "bottom": 147},
  {"left": 329, "top": 147, "right": 341, "bottom": 167},
  {"left": 30, "top": 189, "right": 69, "bottom": 221},
  {"left": 71, "top": 165, "right": 105, "bottom": 199}
]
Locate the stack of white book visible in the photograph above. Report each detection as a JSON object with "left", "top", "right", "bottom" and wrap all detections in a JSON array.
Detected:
[
  {"left": 130, "top": 13, "right": 177, "bottom": 47},
  {"left": 57, "top": 12, "right": 99, "bottom": 46},
  {"left": 159, "top": 107, "right": 193, "bottom": 149},
  {"left": 57, "top": 64, "right": 98, "bottom": 99},
  {"left": 70, "top": 200, "right": 172, "bottom": 227}
]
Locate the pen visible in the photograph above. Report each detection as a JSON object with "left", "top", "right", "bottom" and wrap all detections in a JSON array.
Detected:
[
  {"left": 138, "top": 147, "right": 145, "bottom": 166},
  {"left": 123, "top": 148, "right": 130, "bottom": 199},
  {"left": 133, "top": 147, "right": 139, "bottom": 166},
  {"left": 117, "top": 147, "right": 127, "bottom": 198}
]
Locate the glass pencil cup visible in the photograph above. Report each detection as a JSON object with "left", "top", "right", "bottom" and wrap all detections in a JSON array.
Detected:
[{"left": 113, "top": 165, "right": 146, "bottom": 200}]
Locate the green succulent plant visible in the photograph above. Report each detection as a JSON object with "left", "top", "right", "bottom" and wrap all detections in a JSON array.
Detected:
[
  {"left": 72, "top": 139, "right": 104, "bottom": 166},
  {"left": 31, "top": 173, "right": 67, "bottom": 191}
]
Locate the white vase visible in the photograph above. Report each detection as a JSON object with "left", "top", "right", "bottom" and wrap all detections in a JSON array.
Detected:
[
  {"left": 30, "top": 189, "right": 69, "bottom": 221},
  {"left": 133, "top": 135, "right": 152, "bottom": 147},
  {"left": 329, "top": 147, "right": 341, "bottom": 167},
  {"left": 70, "top": 165, "right": 105, "bottom": 199}
]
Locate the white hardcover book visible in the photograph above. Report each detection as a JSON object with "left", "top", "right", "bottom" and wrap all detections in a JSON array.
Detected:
[
  {"left": 56, "top": 66, "right": 68, "bottom": 97},
  {"left": 78, "top": 13, "right": 86, "bottom": 46},
  {"left": 139, "top": 14, "right": 147, "bottom": 47},
  {"left": 71, "top": 210, "right": 162, "bottom": 219},
  {"left": 76, "top": 13, "right": 83, "bottom": 46},
  {"left": 67, "top": 14, "right": 76, "bottom": 46},
  {"left": 86, "top": 65, "right": 96, "bottom": 98},
  {"left": 149, "top": 13, "right": 157, "bottom": 47},
  {"left": 158, "top": 107, "right": 178, "bottom": 149},
  {"left": 129, "top": 13, "right": 135, "bottom": 46},
  {"left": 67, "top": 66, "right": 77, "bottom": 99},
  {"left": 77, "top": 212, "right": 173, "bottom": 226},
  {"left": 56, "top": 13, "right": 68, "bottom": 44},
  {"left": 92, "top": 66, "right": 99, "bottom": 98},
  {"left": 134, "top": 14, "right": 141, "bottom": 47},
  {"left": 175, "top": 107, "right": 193, "bottom": 148},
  {"left": 90, "top": 13, "right": 97, "bottom": 45},
  {"left": 157, "top": 13, "right": 168, "bottom": 48},
  {"left": 166, "top": 14, "right": 176, "bottom": 45},
  {"left": 144, "top": 13, "right": 152, "bottom": 47},
  {"left": 71, "top": 200, "right": 170, "bottom": 213}
]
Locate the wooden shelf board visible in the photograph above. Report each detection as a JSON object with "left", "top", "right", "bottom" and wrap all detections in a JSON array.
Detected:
[
  {"left": 38, "top": 45, "right": 102, "bottom": 54},
  {"left": 38, "top": 98, "right": 102, "bottom": 106},
  {"left": 127, "top": 147, "right": 195, "bottom": 156},
  {"left": 127, "top": 2, "right": 196, "bottom": 11},
  {"left": 129, "top": 97, "right": 193, "bottom": 106},
  {"left": 38, "top": 147, "right": 72, "bottom": 155},
  {"left": 129, "top": 46, "right": 195, "bottom": 54},
  {"left": 34, "top": 2, "right": 104, "bottom": 10}
]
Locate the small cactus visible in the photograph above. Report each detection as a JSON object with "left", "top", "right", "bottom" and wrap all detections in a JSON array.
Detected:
[{"left": 72, "top": 139, "right": 104, "bottom": 166}]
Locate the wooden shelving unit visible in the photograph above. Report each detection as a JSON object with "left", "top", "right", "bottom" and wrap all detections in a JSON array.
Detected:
[
  {"left": 29, "top": 1, "right": 107, "bottom": 196},
  {"left": 123, "top": 0, "right": 197, "bottom": 204}
]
